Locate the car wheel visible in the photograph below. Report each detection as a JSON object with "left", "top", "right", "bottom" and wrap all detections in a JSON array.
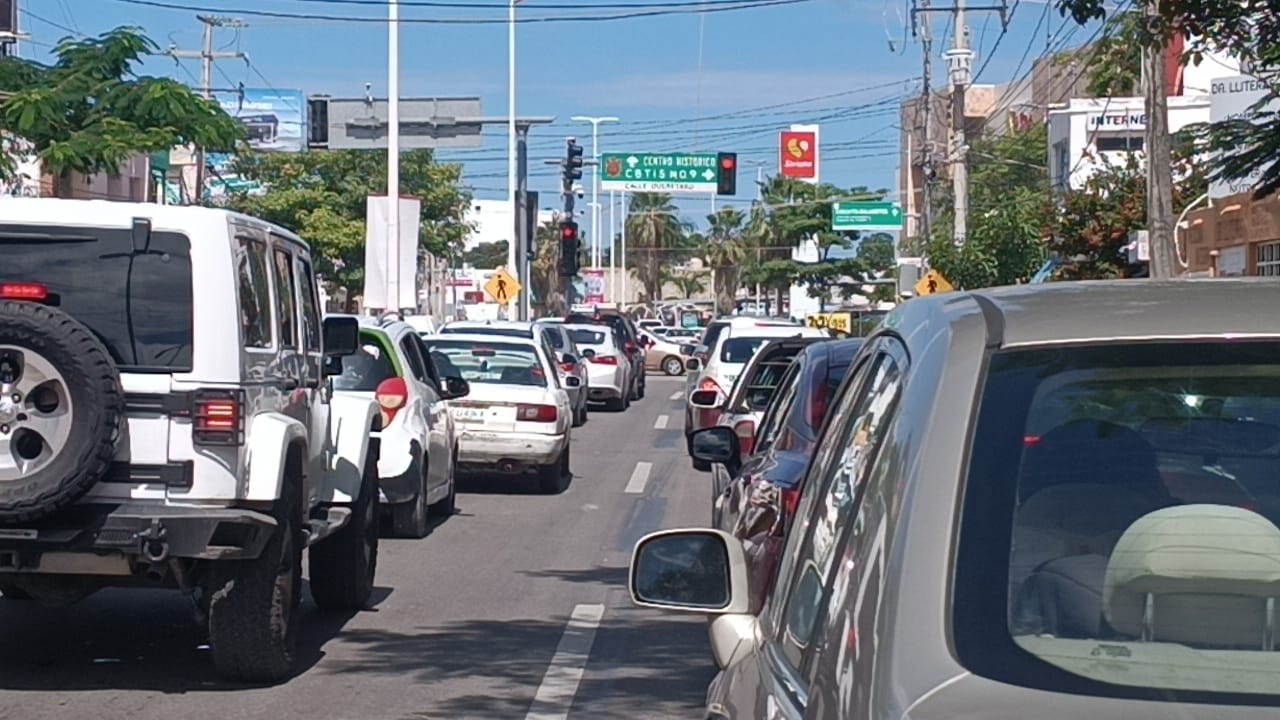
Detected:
[
  {"left": 637, "top": 375, "right": 646, "bottom": 399},
  {"left": 206, "top": 470, "right": 304, "bottom": 683},
  {"left": 390, "top": 457, "right": 429, "bottom": 538},
  {"left": 662, "top": 356, "right": 685, "bottom": 376},
  {"left": 309, "top": 440, "right": 380, "bottom": 610},
  {"left": 537, "top": 447, "right": 568, "bottom": 494}
]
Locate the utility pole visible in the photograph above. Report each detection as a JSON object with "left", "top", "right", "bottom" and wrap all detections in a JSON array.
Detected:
[
  {"left": 1143, "top": 0, "right": 1177, "bottom": 278},
  {"left": 946, "top": 0, "right": 972, "bottom": 248},
  {"left": 167, "top": 15, "right": 246, "bottom": 205},
  {"left": 915, "top": 0, "right": 934, "bottom": 246},
  {"left": 571, "top": 116, "right": 619, "bottom": 270}
]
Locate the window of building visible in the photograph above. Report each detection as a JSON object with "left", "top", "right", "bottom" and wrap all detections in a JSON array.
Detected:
[
  {"left": 1257, "top": 242, "right": 1280, "bottom": 276},
  {"left": 1095, "top": 135, "right": 1144, "bottom": 152}
]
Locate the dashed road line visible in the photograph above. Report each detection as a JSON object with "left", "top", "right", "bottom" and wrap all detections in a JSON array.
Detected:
[
  {"left": 668, "top": 390, "right": 683, "bottom": 400},
  {"left": 525, "top": 603, "right": 606, "bottom": 720},
  {"left": 653, "top": 414, "right": 669, "bottom": 430},
  {"left": 625, "top": 461, "right": 652, "bottom": 494}
]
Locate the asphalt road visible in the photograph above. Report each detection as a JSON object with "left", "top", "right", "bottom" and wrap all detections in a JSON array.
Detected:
[{"left": 0, "top": 375, "right": 715, "bottom": 720}]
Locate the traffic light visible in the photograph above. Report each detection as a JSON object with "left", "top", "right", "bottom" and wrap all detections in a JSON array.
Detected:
[
  {"left": 716, "top": 152, "right": 737, "bottom": 195},
  {"left": 559, "top": 220, "right": 580, "bottom": 276},
  {"left": 562, "top": 139, "right": 585, "bottom": 191}
]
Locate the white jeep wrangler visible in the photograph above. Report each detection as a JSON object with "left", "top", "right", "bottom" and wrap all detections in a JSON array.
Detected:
[{"left": 0, "top": 199, "right": 381, "bottom": 683}]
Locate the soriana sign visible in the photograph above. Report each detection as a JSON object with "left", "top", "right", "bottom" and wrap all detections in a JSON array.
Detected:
[{"left": 779, "top": 129, "right": 818, "bottom": 180}]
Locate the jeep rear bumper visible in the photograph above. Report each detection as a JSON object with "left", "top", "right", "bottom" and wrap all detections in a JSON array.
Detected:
[{"left": 0, "top": 503, "right": 277, "bottom": 567}]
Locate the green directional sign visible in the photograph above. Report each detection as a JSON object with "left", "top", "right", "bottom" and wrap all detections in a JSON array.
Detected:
[
  {"left": 600, "top": 152, "right": 720, "bottom": 193},
  {"left": 832, "top": 201, "right": 903, "bottom": 232}
]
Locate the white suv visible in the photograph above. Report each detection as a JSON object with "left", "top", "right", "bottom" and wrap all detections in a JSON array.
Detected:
[{"left": 0, "top": 199, "right": 381, "bottom": 683}]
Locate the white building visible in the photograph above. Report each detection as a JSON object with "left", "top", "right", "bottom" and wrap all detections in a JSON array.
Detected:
[
  {"left": 462, "top": 198, "right": 558, "bottom": 252},
  {"left": 1047, "top": 96, "right": 1210, "bottom": 191}
]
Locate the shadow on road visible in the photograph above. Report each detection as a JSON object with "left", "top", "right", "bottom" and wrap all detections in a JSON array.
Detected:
[
  {"left": 458, "top": 472, "right": 575, "bottom": 496},
  {"left": 0, "top": 583, "right": 392, "bottom": 693},
  {"left": 316, "top": 607, "right": 713, "bottom": 718},
  {"left": 520, "top": 566, "right": 630, "bottom": 587}
]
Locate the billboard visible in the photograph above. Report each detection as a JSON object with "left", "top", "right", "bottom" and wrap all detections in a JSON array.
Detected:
[
  {"left": 779, "top": 125, "right": 819, "bottom": 182},
  {"left": 217, "top": 88, "right": 306, "bottom": 152},
  {"left": 1209, "top": 75, "right": 1274, "bottom": 199},
  {"left": 583, "top": 269, "right": 605, "bottom": 304}
]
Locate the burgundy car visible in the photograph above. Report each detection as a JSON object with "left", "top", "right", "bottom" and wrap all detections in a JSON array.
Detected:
[{"left": 690, "top": 337, "right": 864, "bottom": 612}]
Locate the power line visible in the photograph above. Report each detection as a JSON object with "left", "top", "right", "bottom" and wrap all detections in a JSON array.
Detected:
[
  {"left": 106, "top": 0, "right": 818, "bottom": 24},
  {"left": 19, "top": 8, "right": 80, "bottom": 36}
]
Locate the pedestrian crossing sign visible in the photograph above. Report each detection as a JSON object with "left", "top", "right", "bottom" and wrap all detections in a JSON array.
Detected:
[
  {"left": 914, "top": 269, "right": 954, "bottom": 296},
  {"left": 484, "top": 269, "right": 522, "bottom": 304}
]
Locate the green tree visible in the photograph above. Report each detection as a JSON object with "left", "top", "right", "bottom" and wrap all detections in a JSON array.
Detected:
[
  {"left": 672, "top": 272, "right": 707, "bottom": 299},
  {"left": 226, "top": 149, "right": 471, "bottom": 289},
  {"left": 530, "top": 223, "right": 567, "bottom": 316},
  {"left": 463, "top": 241, "right": 509, "bottom": 269},
  {"left": 1083, "top": 10, "right": 1144, "bottom": 97},
  {"left": 0, "top": 27, "right": 244, "bottom": 195},
  {"left": 704, "top": 208, "right": 749, "bottom": 315},
  {"left": 625, "top": 193, "right": 692, "bottom": 302}
]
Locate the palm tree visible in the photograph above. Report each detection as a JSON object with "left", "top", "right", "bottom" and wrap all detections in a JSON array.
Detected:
[
  {"left": 704, "top": 208, "right": 748, "bottom": 315},
  {"left": 625, "top": 193, "right": 691, "bottom": 302},
  {"left": 529, "top": 223, "right": 568, "bottom": 316},
  {"left": 672, "top": 272, "right": 708, "bottom": 299}
]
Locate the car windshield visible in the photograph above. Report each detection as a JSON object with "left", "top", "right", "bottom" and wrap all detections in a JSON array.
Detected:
[
  {"left": 331, "top": 338, "right": 398, "bottom": 392},
  {"left": 959, "top": 340, "right": 1280, "bottom": 699},
  {"left": 735, "top": 348, "right": 803, "bottom": 411},
  {"left": 423, "top": 339, "right": 546, "bottom": 387},
  {"left": 721, "top": 336, "right": 781, "bottom": 364},
  {"left": 0, "top": 225, "right": 194, "bottom": 371}
]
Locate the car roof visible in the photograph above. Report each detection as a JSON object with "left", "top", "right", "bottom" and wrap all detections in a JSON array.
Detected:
[
  {"left": 563, "top": 323, "right": 614, "bottom": 338},
  {"left": 900, "top": 278, "right": 1280, "bottom": 350},
  {"left": 724, "top": 325, "right": 826, "bottom": 340},
  {"left": 0, "top": 198, "right": 305, "bottom": 248}
]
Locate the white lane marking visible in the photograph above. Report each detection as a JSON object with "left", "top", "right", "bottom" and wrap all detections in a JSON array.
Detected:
[
  {"left": 525, "top": 603, "right": 606, "bottom": 720},
  {"left": 668, "top": 390, "right": 683, "bottom": 400},
  {"left": 625, "top": 461, "right": 652, "bottom": 494},
  {"left": 653, "top": 414, "right": 669, "bottom": 430}
]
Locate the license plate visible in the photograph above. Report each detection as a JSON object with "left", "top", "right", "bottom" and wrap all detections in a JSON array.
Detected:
[{"left": 452, "top": 407, "right": 486, "bottom": 422}]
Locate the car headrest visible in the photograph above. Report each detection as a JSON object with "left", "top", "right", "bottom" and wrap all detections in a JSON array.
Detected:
[{"left": 1103, "top": 504, "right": 1280, "bottom": 649}]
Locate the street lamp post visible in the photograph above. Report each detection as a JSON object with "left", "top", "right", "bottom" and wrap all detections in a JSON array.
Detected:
[
  {"left": 388, "top": 0, "right": 401, "bottom": 314},
  {"left": 570, "top": 115, "right": 619, "bottom": 270},
  {"left": 506, "top": 0, "right": 522, "bottom": 319}
]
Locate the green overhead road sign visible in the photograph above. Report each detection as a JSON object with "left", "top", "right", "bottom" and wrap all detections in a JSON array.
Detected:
[
  {"left": 831, "top": 201, "right": 903, "bottom": 231},
  {"left": 600, "top": 152, "right": 720, "bottom": 193}
]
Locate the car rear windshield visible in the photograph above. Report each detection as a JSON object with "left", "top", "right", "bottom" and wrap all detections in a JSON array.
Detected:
[
  {"left": 721, "top": 336, "right": 786, "bottom": 364},
  {"left": 955, "top": 340, "right": 1280, "bottom": 702},
  {"left": 569, "top": 329, "right": 606, "bottom": 346},
  {"left": 735, "top": 347, "right": 804, "bottom": 411},
  {"left": 441, "top": 326, "right": 532, "bottom": 338},
  {"left": 331, "top": 336, "right": 398, "bottom": 392},
  {"left": 423, "top": 339, "right": 546, "bottom": 387},
  {"left": 0, "top": 224, "right": 195, "bottom": 371}
]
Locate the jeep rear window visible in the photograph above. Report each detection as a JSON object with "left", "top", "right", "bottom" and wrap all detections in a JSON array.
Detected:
[{"left": 0, "top": 225, "right": 194, "bottom": 371}]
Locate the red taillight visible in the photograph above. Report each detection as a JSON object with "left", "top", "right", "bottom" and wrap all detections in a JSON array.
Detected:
[
  {"left": 1024, "top": 435, "right": 1041, "bottom": 447},
  {"left": 781, "top": 487, "right": 802, "bottom": 519},
  {"left": 809, "top": 382, "right": 829, "bottom": 431},
  {"left": 735, "top": 419, "right": 757, "bottom": 457},
  {"left": 516, "top": 403, "right": 557, "bottom": 422},
  {"left": 699, "top": 377, "right": 722, "bottom": 393},
  {"left": 624, "top": 341, "right": 638, "bottom": 354},
  {"left": 590, "top": 355, "right": 619, "bottom": 365},
  {"left": 193, "top": 390, "right": 244, "bottom": 445},
  {"left": 375, "top": 377, "right": 409, "bottom": 427},
  {"left": 559, "top": 362, "right": 576, "bottom": 373},
  {"left": 0, "top": 283, "right": 48, "bottom": 301}
]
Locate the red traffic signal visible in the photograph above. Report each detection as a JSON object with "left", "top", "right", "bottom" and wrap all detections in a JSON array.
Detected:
[
  {"left": 716, "top": 152, "right": 737, "bottom": 196},
  {"left": 561, "top": 222, "right": 578, "bottom": 241},
  {"left": 720, "top": 155, "right": 736, "bottom": 171}
]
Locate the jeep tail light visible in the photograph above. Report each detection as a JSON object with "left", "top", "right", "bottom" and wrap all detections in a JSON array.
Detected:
[
  {"left": 193, "top": 390, "right": 245, "bottom": 446},
  {"left": 589, "top": 354, "right": 618, "bottom": 365},
  {"left": 0, "top": 283, "right": 49, "bottom": 302},
  {"left": 516, "top": 403, "right": 557, "bottom": 423},
  {"left": 375, "top": 377, "right": 409, "bottom": 428},
  {"left": 559, "top": 361, "right": 576, "bottom": 373},
  {"left": 624, "top": 341, "right": 638, "bottom": 354},
  {"left": 735, "top": 419, "right": 757, "bottom": 458},
  {"left": 699, "top": 377, "right": 722, "bottom": 394}
]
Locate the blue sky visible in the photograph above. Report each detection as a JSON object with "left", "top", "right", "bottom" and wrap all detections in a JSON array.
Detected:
[{"left": 22, "top": 0, "right": 1098, "bottom": 232}]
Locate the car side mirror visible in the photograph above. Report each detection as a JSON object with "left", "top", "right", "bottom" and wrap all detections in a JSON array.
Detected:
[
  {"left": 679, "top": 344, "right": 697, "bottom": 356},
  {"left": 322, "top": 316, "right": 360, "bottom": 357},
  {"left": 564, "top": 375, "right": 582, "bottom": 388},
  {"left": 689, "top": 389, "right": 719, "bottom": 408},
  {"left": 561, "top": 353, "right": 579, "bottom": 366},
  {"left": 440, "top": 375, "right": 470, "bottom": 400},
  {"left": 685, "top": 357, "right": 702, "bottom": 372},
  {"left": 581, "top": 348, "right": 597, "bottom": 359},
  {"left": 691, "top": 426, "right": 741, "bottom": 473},
  {"left": 629, "top": 529, "right": 750, "bottom": 614}
]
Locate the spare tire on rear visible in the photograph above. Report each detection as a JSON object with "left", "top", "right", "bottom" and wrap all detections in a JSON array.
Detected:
[{"left": 0, "top": 299, "right": 124, "bottom": 523}]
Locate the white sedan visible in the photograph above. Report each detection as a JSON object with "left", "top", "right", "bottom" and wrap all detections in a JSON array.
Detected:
[{"left": 422, "top": 333, "right": 577, "bottom": 494}]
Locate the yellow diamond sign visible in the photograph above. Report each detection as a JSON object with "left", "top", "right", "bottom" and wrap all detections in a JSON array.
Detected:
[
  {"left": 484, "top": 269, "right": 522, "bottom": 304},
  {"left": 914, "top": 269, "right": 954, "bottom": 296}
]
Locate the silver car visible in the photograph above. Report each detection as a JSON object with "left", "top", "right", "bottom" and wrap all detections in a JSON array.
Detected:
[{"left": 632, "top": 278, "right": 1280, "bottom": 719}]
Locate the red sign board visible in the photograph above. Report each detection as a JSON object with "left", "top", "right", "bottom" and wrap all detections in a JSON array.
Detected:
[{"left": 779, "top": 130, "right": 817, "bottom": 179}]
